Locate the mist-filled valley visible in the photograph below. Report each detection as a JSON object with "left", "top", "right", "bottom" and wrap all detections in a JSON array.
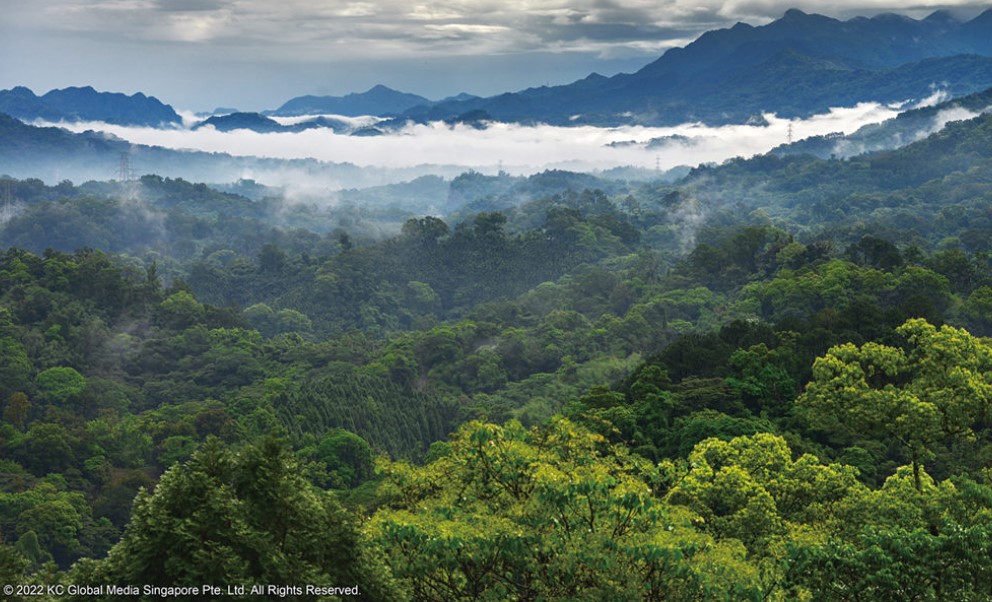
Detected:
[
  {"left": 42, "top": 99, "right": 910, "bottom": 174},
  {"left": 5, "top": 5, "right": 992, "bottom": 601}
]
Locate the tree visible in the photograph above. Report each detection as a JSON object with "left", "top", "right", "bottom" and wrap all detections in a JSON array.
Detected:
[
  {"left": 0, "top": 544, "right": 29, "bottom": 599},
  {"left": 367, "top": 419, "right": 765, "bottom": 601},
  {"left": 34, "top": 367, "right": 87, "bottom": 405},
  {"left": 783, "top": 472, "right": 992, "bottom": 600},
  {"left": 157, "top": 290, "right": 205, "bottom": 329},
  {"left": 0, "top": 337, "right": 32, "bottom": 398},
  {"left": 3, "top": 392, "right": 31, "bottom": 430},
  {"left": 81, "top": 437, "right": 402, "bottom": 601},
  {"left": 798, "top": 319, "right": 992, "bottom": 491},
  {"left": 12, "top": 423, "right": 77, "bottom": 474},
  {"left": 317, "top": 429, "right": 374, "bottom": 488},
  {"left": 667, "top": 433, "right": 862, "bottom": 554}
]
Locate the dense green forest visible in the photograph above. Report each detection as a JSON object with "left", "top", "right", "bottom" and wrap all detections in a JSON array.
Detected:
[{"left": 3, "top": 111, "right": 992, "bottom": 600}]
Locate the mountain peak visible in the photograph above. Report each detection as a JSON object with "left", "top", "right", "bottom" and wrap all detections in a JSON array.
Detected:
[
  {"left": 4, "top": 85, "right": 181, "bottom": 126},
  {"left": 923, "top": 9, "right": 958, "bottom": 24},
  {"left": 8, "top": 86, "right": 37, "bottom": 97},
  {"left": 58, "top": 85, "right": 98, "bottom": 95},
  {"left": 965, "top": 7, "right": 992, "bottom": 25},
  {"left": 269, "top": 86, "right": 430, "bottom": 117},
  {"left": 773, "top": 8, "right": 838, "bottom": 29}
]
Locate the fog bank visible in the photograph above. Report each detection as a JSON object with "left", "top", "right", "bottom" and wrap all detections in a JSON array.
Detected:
[{"left": 43, "top": 101, "right": 916, "bottom": 183}]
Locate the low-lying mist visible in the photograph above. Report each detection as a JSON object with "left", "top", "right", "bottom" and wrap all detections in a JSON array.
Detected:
[{"left": 41, "top": 100, "right": 921, "bottom": 186}]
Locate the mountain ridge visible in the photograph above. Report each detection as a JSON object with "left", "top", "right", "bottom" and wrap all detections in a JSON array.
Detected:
[
  {"left": 0, "top": 86, "right": 181, "bottom": 126},
  {"left": 392, "top": 8, "right": 992, "bottom": 127},
  {"left": 4, "top": 9, "right": 992, "bottom": 130},
  {"left": 265, "top": 85, "right": 432, "bottom": 117}
]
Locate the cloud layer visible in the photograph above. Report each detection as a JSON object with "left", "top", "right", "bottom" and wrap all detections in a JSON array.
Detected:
[
  {"left": 45, "top": 100, "right": 909, "bottom": 184},
  {"left": 27, "top": 1, "right": 991, "bottom": 57}
]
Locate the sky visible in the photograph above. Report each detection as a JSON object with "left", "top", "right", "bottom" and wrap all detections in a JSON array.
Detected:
[{"left": 2, "top": 1, "right": 990, "bottom": 112}]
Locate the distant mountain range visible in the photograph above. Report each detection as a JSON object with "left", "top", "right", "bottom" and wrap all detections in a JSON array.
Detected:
[
  {"left": 0, "top": 84, "right": 476, "bottom": 129},
  {"left": 393, "top": 8, "right": 992, "bottom": 127},
  {"left": 0, "top": 86, "right": 181, "bottom": 126},
  {"left": 0, "top": 111, "right": 466, "bottom": 186},
  {"left": 3, "top": 83, "right": 992, "bottom": 206},
  {"left": 2, "top": 8, "right": 992, "bottom": 133}
]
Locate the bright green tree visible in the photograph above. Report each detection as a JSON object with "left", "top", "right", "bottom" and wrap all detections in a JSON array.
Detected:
[
  {"left": 668, "top": 433, "right": 863, "bottom": 553},
  {"left": 367, "top": 419, "right": 766, "bottom": 601},
  {"left": 798, "top": 319, "right": 992, "bottom": 491},
  {"left": 34, "top": 367, "right": 86, "bottom": 405}
]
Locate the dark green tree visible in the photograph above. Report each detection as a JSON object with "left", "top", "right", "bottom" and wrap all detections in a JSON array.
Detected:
[{"left": 80, "top": 437, "right": 403, "bottom": 601}]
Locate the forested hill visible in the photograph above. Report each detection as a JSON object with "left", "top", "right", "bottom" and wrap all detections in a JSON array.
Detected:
[
  {"left": 769, "top": 83, "right": 992, "bottom": 159},
  {"left": 6, "top": 75, "right": 992, "bottom": 598},
  {"left": 680, "top": 108, "right": 992, "bottom": 230}
]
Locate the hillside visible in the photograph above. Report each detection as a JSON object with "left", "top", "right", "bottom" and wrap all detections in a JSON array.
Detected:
[{"left": 770, "top": 84, "right": 992, "bottom": 158}]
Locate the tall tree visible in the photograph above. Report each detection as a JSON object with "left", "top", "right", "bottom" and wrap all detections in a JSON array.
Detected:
[
  {"left": 798, "top": 319, "right": 992, "bottom": 490},
  {"left": 77, "top": 437, "right": 402, "bottom": 601}
]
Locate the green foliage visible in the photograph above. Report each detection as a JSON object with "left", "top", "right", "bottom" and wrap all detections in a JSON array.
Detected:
[
  {"left": 669, "top": 433, "right": 862, "bottom": 552},
  {"left": 316, "top": 429, "right": 375, "bottom": 488},
  {"left": 0, "top": 544, "right": 30, "bottom": 597},
  {"left": 369, "top": 419, "right": 765, "bottom": 601},
  {"left": 34, "top": 366, "right": 86, "bottom": 404},
  {"left": 275, "top": 369, "right": 458, "bottom": 460},
  {"left": 0, "top": 337, "right": 32, "bottom": 398},
  {"left": 799, "top": 319, "right": 992, "bottom": 489},
  {"left": 83, "top": 437, "right": 403, "bottom": 600},
  {"left": 157, "top": 291, "right": 205, "bottom": 329}
]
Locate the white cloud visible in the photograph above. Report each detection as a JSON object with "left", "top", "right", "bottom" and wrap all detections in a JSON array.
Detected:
[{"left": 40, "top": 100, "right": 905, "bottom": 184}]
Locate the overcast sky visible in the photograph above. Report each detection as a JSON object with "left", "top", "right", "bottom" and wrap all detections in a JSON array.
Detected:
[{"left": 1, "top": 1, "right": 989, "bottom": 112}]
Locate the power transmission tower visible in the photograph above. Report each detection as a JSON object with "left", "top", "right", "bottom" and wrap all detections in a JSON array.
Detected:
[
  {"left": 1, "top": 179, "right": 15, "bottom": 224},
  {"left": 787, "top": 123, "right": 794, "bottom": 145},
  {"left": 117, "top": 151, "right": 138, "bottom": 201},
  {"left": 118, "top": 152, "right": 134, "bottom": 182}
]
